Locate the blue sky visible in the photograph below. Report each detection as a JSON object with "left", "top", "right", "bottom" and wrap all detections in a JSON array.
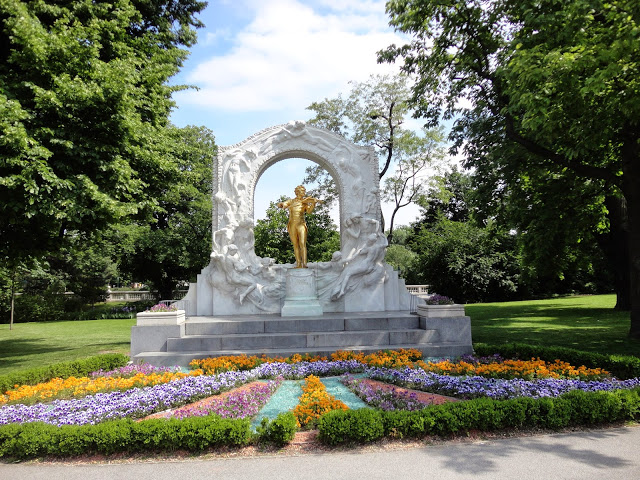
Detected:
[{"left": 168, "top": 0, "right": 427, "bottom": 225}]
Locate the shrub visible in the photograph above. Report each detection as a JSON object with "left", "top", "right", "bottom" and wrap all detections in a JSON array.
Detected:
[
  {"left": 0, "top": 416, "right": 252, "bottom": 460},
  {"left": 317, "top": 409, "right": 384, "bottom": 445},
  {"left": 256, "top": 412, "right": 298, "bottom": 446},
  {"left": 0, "top": 354, "right": 129, "bottom": 394},
  {"left": 316, "top": 387, "right": 640, "bottom": 445}
]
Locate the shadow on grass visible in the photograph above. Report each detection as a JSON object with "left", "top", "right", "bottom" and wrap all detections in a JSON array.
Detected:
[
  {"left": 466, "top": 302, "right": 640, "bottom": 356},
  {"left": 0, "top": 338, "right": 72, "bottom": 369}
]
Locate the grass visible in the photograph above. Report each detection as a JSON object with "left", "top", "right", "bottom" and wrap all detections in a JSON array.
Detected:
[
  {"left": 0, "top": 294, "right": 638, "bottom": 377},
  {"left": 467, "top": 294, "right": 640, "bottom": 357},
  {"left": 0, "top": 318, "right": 135, "bottom": 376}
]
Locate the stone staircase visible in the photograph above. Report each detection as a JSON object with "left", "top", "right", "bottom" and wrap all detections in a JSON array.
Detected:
[{"left": 132, "top": 311, "right": 473, "bottom": 367}]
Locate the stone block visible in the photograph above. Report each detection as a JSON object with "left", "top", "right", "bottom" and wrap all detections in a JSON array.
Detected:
[
  {"left": 130, "top": 324, "right": 185, "bottom": 357},
  {"left": 417, "top": 304, "right": 466, "bottom": 318}
]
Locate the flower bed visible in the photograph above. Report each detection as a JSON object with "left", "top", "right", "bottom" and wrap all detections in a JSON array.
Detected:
[
  {"left": 341, "top": 374, "right": 458, "bottom": 411},
  {"left": 293, "top": 375, "right": 348, "bottom": 428},
  {"left": 0, "top": 368, "right": 203, "bottom": 406},
  {"left": 366, "top": 366, "right": 640, "bottom": 400},
  {"left": 1, "top": 348, "right": 639, "bottom": 460},
  {"left": 143, "top": 378, "right": 282, "bottom": 420}
]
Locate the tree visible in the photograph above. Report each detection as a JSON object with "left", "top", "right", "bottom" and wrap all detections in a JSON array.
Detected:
[
  {"left": 410, "top": 218, "right": 521, "bottom": 304},
  {"left": 414, "top": 166, "right": 474, "bottom": 229},
  {"left": 254, "top": 196, "right": 340, "bottom": 265},
  {"left": 0, "top": 0, "right": 206, "bottom": 263},
  {"left": 119, "top": 125, "right": 215, "bottom": 300},
  {"left": 305, "top": 74, "right": 445, "bottom": 237},
  {"left": 380, "top": 0, "right": 640, "bottom": 337},
  {"left": 382, "top": 128, "right": 446, "bottom": 243}
]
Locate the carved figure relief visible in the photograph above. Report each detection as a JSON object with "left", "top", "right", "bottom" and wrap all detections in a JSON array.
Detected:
[{"left": 203, "top": 121, "right": 389, "bottom": 314}]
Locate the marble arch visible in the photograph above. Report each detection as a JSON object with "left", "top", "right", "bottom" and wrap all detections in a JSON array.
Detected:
[
  {"left": 180, "top": 121, "right": 412, "bottom": 316},
  {"left": 212, "top": 121, "right": 381, "bottom": 239}
]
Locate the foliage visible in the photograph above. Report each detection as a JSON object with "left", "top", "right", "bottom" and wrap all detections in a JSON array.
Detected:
[
  {"left": 305, "top": 74, "right": 446, "bottom": 236},
  {"left": 0, "top": 354, "right": 128, "bottom": 395},
  {"left": 384, "top": 244, "right": 417, "bottom": 280},
  {"left": 0, "top": 416, "right": 252, "bottom": 460},
  {"left": 256, "top": 412, "right": 298, "bottom": 446},
  {"left": 379, "top": 0, "right": 640, "bottom": 336},
  {"left": 254, "top": 196, "right": 340, "bottom": 264},
  {"left": 424, "top": 294, "right": 454, "bottom": 306},
  {"left": 119, "top": 125, "right": 216, "bottom": 300},
  {"left": 409, "top": 218, "right": 521, "bottom": 303},
  {"left": 414, "top": 166, "right": 475, "bottom": 228},
  {"left": 318, "top": 408, "right": 385, "bottom": 445},
  {"left": 146, "top": 303, "right": 178, "bottom": 312},
  {"left": 0, "top": 0, "right": 206, "bottom": 262},
  {"left": 317, "top": 388, "right": 640, "bottom": 445}
]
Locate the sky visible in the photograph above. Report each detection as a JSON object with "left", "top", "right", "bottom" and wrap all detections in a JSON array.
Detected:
[{"left": 168, "top": 0, "right": 433, "bottom": 225}]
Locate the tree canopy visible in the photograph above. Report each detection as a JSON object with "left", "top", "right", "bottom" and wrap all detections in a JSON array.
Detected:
[
  {"left": 380, "top": 0, "right": 640, "bottom": 337},
  {"left": 119, "top": 125, "right": 216, "bottom": 300},
  {"left": 305, "top": 74, "right": 446, "bottom": 238},
  {"left": 254, "top": 196, "right": 340, "bottom": 265},
  {"left": 0, "top": 0, "right": 206, "bottom": 261}
]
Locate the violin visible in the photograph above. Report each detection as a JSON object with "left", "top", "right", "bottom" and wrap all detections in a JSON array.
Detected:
[{"left": 301, "top": 196, "right": 324, "bottom": 205}]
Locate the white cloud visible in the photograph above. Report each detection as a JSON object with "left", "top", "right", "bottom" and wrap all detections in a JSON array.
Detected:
[{"left": 176, "top": 0, "right": 404, "bottom": 113}]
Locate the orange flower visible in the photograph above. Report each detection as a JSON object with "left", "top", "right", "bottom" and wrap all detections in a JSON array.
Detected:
[{"left": 293, "top": 375, "right": 348, "bottom": 427}]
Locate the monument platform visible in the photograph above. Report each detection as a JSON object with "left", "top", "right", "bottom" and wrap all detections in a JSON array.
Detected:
[{"left": 131, "top": 311, "right": 473, "bottom": 367}]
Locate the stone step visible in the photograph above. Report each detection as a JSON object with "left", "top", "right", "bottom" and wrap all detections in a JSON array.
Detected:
[
  {"left": 133, "top": 343, "right": 473, "bottom": 368},
  {"left": 183, "top": 313, "right": 420, "bottom": 336},
  {"left": 167, "top": 328, "right": 434, "bottom": 352}
]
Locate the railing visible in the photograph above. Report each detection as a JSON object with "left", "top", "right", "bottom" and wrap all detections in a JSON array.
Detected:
[
  {"left": 405, "top": 285, "right": 429, "bottom": 295},
  {"left": 106, "top": 291, "right": 187, "bottom": 302},
  {"left": 406, "top": 285, "right": 430, "bottom": 314}
]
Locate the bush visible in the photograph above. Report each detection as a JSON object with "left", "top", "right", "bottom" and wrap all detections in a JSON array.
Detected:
[
  {"left": 256, "top": 412, "right": 298, "bottom": 446},
  {"left": 317, "top": 387, "right": 640, "bottom": 445},
  {"left": 0, "top": 354, "right": 129, "bottom": 394},
  {"left": 0, "top": 416, "right": 252, "bottom": 460},
  {"left": 317, "top": 408, "right": 384, "bottom": 445},
  {"left": 474, "top": 343, "right": 640, "bottom": 379},
  {"left": 7, "top": 293, "right": 66, "bottom": 323}
]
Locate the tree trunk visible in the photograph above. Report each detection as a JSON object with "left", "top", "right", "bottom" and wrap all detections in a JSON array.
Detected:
[
  {"left": 599, "top": 195, "right": 631, "bottom": 310},
  {"left": 622, "top": 129, "right": 640, "bottom": 338},
  {"left": 10, "top": 270, "right": 15, "bottom": 331}
]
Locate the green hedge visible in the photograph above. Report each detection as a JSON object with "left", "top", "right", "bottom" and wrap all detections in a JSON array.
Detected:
[
  {"left": 474, "top": 343, "right": 640, "bottom": 380},
  {"left": 0, "top": 354, "right": 129, "bottom": 394},
  {"left": 0, "top": 416, "right": 252, "bottom": 460},
  {"left": 255, "top": 412, "right": 298, "bottom": 446},
  {"left": 317, "top": 387, "right": 640, "bottom": 445}
]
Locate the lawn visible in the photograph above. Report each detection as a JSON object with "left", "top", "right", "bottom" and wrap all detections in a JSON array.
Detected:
[
  {"left": 1, "top": 294, "right": 638, "bottom": 377},
  {"left": 467, "top": 294, "right": 640, "bottom": 357},
  {"left": 0, "top": 318, "right": 135, "bottom": 376}
]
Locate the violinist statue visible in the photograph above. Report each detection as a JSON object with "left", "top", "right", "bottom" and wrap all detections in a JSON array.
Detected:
[{"left": 277, "top": 185, "right": 323, "bottom": 268}]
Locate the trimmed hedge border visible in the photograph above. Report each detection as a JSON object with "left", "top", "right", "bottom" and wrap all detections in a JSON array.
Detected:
[
  {"left": 2, "top": 345, "right": 640, "bottom": 459},
  {"left": 0, "top": 415, "right": 252, "bottom": 460},
  {"left": 0, "top": 354, "right": 129, "bottom": 395},
  {"left": 473, "top": 343, "right": 640, "bottom": 380},
  {"left": 317, "top": 387, "right": 640, "bottom": 445}
]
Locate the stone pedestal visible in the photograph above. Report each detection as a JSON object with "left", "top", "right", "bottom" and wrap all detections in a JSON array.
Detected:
[
  {"left": 416, "top": 304, "right": 466, "bottom": 318},
  {"left": 281, "top": 268, "right": 323, "bottom": 317}
]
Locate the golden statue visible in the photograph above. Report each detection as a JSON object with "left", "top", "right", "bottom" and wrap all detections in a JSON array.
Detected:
[{"left": 277, "top": 185, "right": 324, "bottom": 268}]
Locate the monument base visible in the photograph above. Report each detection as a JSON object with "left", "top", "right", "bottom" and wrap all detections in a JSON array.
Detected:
[{"left": 281, "top": 268, "right": 323, "bottom": 317}]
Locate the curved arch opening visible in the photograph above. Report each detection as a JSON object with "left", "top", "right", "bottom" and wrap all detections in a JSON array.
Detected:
[{"left": 253, "top": 156, "right": 341, "bottom": 264}]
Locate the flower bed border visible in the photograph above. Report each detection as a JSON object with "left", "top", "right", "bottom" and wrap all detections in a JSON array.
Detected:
[{"left": 1, "top": 346, "right": 640, "bottom": 460}]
